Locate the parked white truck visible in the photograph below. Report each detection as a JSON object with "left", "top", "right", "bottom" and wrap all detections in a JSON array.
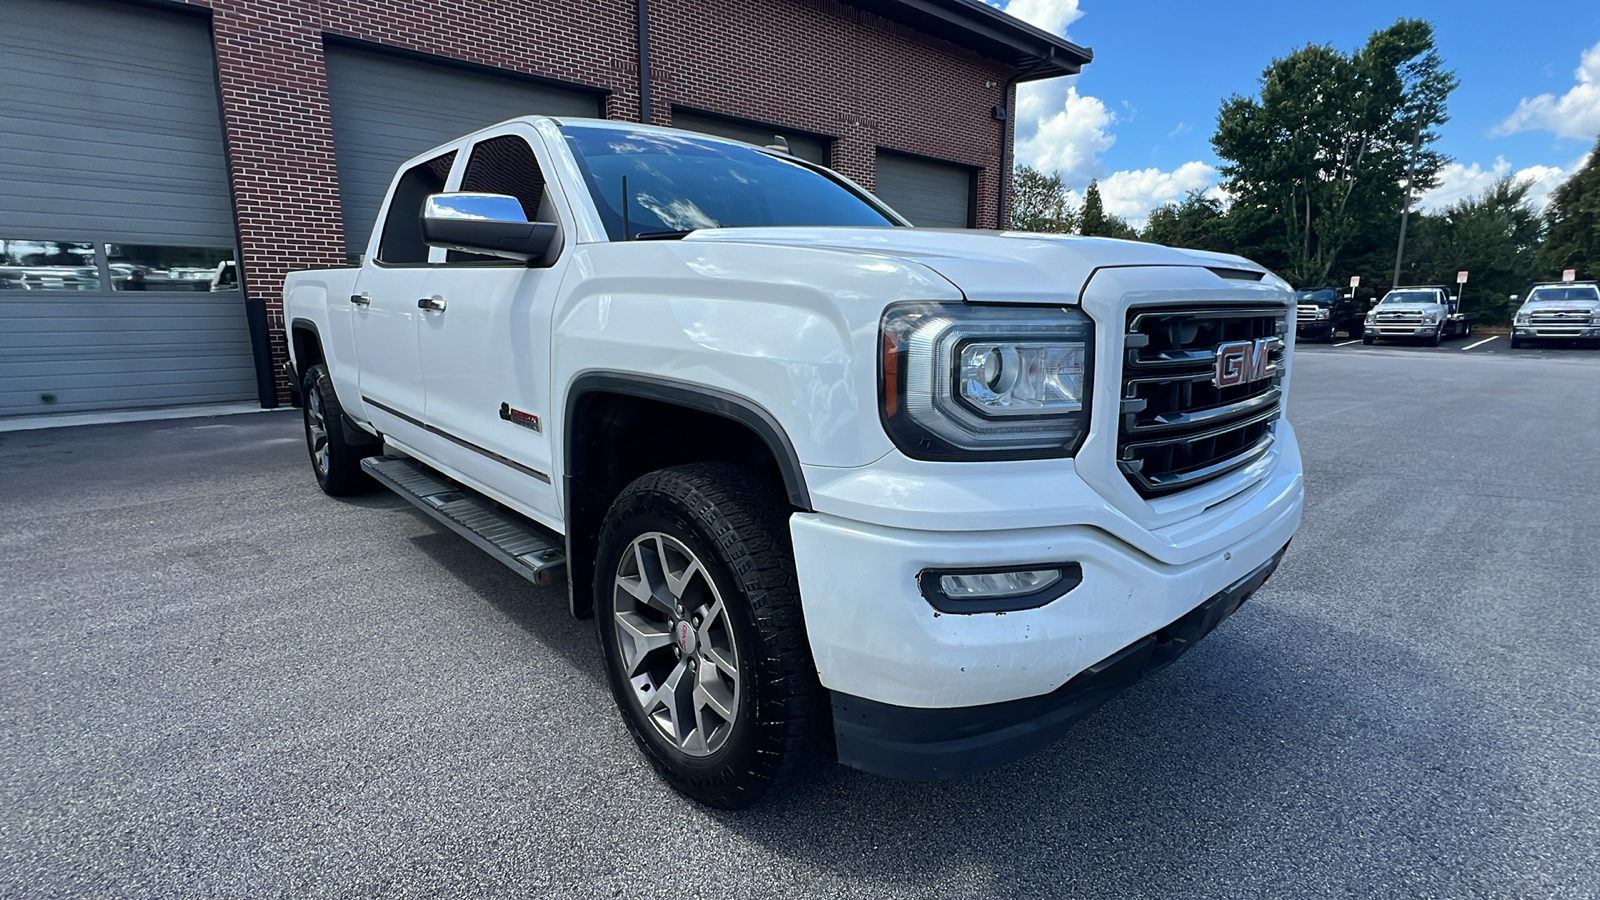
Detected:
[
  {"left": 283, "top": 117, "right": 1304, "bottom": 808},
  {"left": 1362, "top": 285, "right": 1473, "bottom": 346},
  {"left": 1510, "top": 281, "right": 1600, "bottom": 348}
]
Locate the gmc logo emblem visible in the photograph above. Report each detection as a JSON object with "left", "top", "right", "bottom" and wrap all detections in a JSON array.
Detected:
[{"left": 1213, "top": 337, "right": 1281, "bottom": 387}]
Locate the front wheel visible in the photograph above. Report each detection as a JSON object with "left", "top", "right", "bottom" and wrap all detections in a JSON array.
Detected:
[
  {"left": 1429, "top": 329, "right": 1442, "bottom": 347},
  {"left": 1362, "top": 335, "right": 1374, "bottom": 345},
  {"left": 595, "top": 463, "right": 818, "bottom": 809},
  {"left": 302, "top": 364, "right": 377, "bottom": 496},
  {"left": 1511, "top": 336, "right": 1523, "bottom": 349}
]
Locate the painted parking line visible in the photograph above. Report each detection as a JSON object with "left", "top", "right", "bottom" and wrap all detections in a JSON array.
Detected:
[
  {"left": 1462, "top": 336, "right": 1500, "bottom": 351},
  {"left": 1334, "top": 339, "right": 1362, "bottom": 347}
]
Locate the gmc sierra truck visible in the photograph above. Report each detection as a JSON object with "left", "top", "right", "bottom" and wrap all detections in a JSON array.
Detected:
[
  {"left": 1511, "top": 281, "right": 1600, "bottom": 348},
  {"left": 1362, "top": 285, "right": 1473, "bottom": 346},
  {"left": 283, "top": 116, "right": 1304, "bottom": 808}
]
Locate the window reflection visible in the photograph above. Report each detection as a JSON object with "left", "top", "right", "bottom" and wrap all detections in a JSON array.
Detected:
[
  {"left": 0, "top": 240, "right": 100, "bottom": 291},
  {"left": 107, "top": 244, "right": 238, "bottom": 292}
]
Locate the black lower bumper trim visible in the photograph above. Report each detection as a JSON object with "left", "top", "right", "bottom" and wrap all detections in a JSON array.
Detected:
[{"left": 831, "top": 541, "right": 1290, "bottom": 781}]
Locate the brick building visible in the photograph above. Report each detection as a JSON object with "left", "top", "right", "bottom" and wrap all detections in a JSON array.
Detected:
[{"left": 0, "top": 0, "right": 1089, "bottom": 417}]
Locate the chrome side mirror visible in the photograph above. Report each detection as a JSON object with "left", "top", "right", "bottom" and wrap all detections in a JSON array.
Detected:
[{"left": 421, "top": 193, "right": 557, "bottom": 263}]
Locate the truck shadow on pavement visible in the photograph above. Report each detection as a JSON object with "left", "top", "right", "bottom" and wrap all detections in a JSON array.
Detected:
[{"left": 717, "top": 600, "right": 1528, "bottom": 896}]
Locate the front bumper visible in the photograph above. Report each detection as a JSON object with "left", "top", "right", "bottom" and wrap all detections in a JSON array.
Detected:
[
  {"left": 831, "top": 544, "right": 1287, "bottom": 780},
  {"left": 1296, "top": 320, "right": 1333, "bottom": 339},
  {"left": 1514, "top": 325, "right": 1600, "bottom": 339},
  {"left": 1366, "top": 325, "right": 1438, "bottom": 337}
]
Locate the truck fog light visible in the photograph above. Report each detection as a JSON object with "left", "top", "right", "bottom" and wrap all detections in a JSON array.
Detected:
[
  {"left": 918, "top": 563, "right": 1083, "bottom": 613},
  {"left": 942, "top": 569, "right": 1059, "bottom": 598}
]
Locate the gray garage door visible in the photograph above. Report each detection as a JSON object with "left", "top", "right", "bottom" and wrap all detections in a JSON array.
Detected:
[
  {"left": 873, "top": 151, "right": 974, "bottom": 227},
  {"left": 0, "top": 0, "right": 254, "bottom": 418},
  {"left": 671, "top": 110, "right": 828, "bottom": 166},
  {"left": 324, "top": 46, "right": 603, "bottom": 257}
]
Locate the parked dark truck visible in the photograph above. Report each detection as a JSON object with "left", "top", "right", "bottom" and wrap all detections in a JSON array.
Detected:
[{"left": 1294, "top": 287, "right": 1366, "bottom": 342}]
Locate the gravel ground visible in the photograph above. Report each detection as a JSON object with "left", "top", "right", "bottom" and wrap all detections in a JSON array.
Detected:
[{"left": 2, "top": 346, "right": 1597, "bottom": 899}]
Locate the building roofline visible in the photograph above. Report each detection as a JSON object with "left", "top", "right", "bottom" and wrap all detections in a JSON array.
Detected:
[{"left": 838, "top": 0, "right": 1092, "bottom": 80}]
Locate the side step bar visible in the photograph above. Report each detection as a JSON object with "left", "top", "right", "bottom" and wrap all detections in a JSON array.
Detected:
[{"left": 361, "top": 455, "right": 566, "bottom": 587}]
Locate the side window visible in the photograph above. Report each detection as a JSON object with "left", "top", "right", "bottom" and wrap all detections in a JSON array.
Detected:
[
  {"left": 449, "top": 136, "right": 551, "bottom": 264},
  {"left": 377, "top": 151, "right": 456, "bottom": 264}
]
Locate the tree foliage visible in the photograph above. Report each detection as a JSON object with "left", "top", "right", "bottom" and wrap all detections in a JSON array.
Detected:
[
  {"left": 1078, "top": 180, "right": 1139, "bottom": 239},
  {"left": 1211, "top": 19, "right": 1458, "bottom": 285},
  {"left": 1010, "top": 166, "right": 1076, "bottom": 233},
  {"left": 1402, "top": 178, "right": 1542, "bottom": 323},
  {"left": 1141, "top": 191, "right": 1230, "bottom": 252},
  {"left": 1540, "top": 137, "right": 1600, "bottom": 280}
]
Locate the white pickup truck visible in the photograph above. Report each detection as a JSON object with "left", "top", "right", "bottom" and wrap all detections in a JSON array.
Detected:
[{"left": 283, "top": 116, "right": 1304, "bottom": 808}]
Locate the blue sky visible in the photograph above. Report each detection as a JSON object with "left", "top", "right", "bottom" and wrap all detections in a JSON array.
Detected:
[{"left": 994, "top": 0, "right": 1600, "bottom": 225}]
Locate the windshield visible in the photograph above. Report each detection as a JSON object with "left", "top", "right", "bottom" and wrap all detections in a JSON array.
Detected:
[
  {"left": 1295, "top": 289, "right": 1337, "bottom": 303},
  {"left": 1382, "top": 290, "right": 1441, "bottom": 304},
  {"left": 561, "top": 124, "right": 900, "bottom": 240},
  {"left": 1526, "top": 285, "right": 1600, "bottom": 304}
]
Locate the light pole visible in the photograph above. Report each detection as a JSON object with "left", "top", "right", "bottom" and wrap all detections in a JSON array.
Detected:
[{"left": 1392, "top": 125, "right": 1423, "bottom": 289}]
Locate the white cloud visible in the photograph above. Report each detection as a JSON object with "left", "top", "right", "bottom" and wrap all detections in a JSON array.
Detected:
[
  {"left": 1418, "top": 156, "right": 1579, "bottom": 212},
  {"left": 1494, "top": 41, "right": 1600, "bottom": 140},
  {"left": 1014, "top": 81, "right": 1116, "bottom": 184},
  {"left": 1097, "top": 162, "right": 1218, "bottom": 227},
  {"left": 996, "top": 0, "right": 1219, "bottom": 229},
  {"left": 993, "top": 0, "right": 1083, "bottom": 36}
]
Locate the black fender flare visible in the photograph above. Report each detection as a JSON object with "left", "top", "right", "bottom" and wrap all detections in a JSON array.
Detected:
[{"left": 563, "top": 372, "right": 812, "bottom": 511}]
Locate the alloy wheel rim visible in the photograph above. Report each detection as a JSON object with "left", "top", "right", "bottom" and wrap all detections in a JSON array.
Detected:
[
  {"left": 612, "top": 531, "right": 740, "bottom": 757},
  {"left": 306, "top": 389, "right": 329, "bottom": 475}
]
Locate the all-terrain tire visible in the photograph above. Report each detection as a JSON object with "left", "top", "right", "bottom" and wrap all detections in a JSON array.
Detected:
[
  {"left": 594, "top": 463, "right": 819, "bottom": 809},
  {"left": 1362, "top": 335, "right": 1374, "bottom": 345},
  {"left": 301, "top": 364, "right": 377, "bottom": 496}
]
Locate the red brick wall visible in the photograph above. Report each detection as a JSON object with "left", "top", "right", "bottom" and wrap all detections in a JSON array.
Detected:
[{"left": 170, "top": 0, "right": 1016, "bottom": 403}]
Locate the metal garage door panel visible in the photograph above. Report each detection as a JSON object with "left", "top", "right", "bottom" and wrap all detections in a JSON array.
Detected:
[
  {"left": 324, "top": 47, "right": 602, "bottom": 255},
  {"left": 0, "top": 0, "right": 235, "bottom": 245},
  {"left": 873, "top": 152, "right": 973, "bottom": 228},
  {"left": 671, "top": 111, "right": 828, "bottom": 166},
  {"left": 0, "top": 0, "right": 254, "bottom": 417}
]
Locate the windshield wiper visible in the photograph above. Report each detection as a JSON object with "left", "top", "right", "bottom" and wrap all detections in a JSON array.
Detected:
[{"left": 634, "top": 230, "right": 696, "bottom": 241}]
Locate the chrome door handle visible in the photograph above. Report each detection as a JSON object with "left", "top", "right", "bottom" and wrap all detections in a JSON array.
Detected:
[
  {"left": 350, "top": 292, "right": 371, "bottom": 306},
  {"left": 417, "top": 296, "right": 447, "bottom": 312}
]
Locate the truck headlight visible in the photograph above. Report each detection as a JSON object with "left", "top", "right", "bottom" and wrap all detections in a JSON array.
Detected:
[
  {"left": 1365, "top": 314, "right": 1376, "bottom": 325},
  {"left": 1515, "top": 312, "right": 1530, "bottom": 325},
  {"left": 1422, "top": 312, "right": 1439, "bottom": 325},
  {"left": 881, "top": 302, "right": 1092, "bottom": 460},
  {"left": 1314, "top": 307, "right": 1330, "bottom": 320}
]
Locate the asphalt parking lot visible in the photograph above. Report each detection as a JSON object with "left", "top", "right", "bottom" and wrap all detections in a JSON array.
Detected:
[{"left": 3, "top": 348, "right": 1598, "bottom": 898}]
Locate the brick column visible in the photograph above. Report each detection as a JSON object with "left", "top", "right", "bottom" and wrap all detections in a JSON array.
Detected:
[{"left": 211, "top": 0, "right": 345, "bottom": 404}]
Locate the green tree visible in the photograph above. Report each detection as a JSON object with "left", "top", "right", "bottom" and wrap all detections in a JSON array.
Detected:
[
  {"left": 1401, "top": 177, "right": 1542, "bottom": 323},
  {"left": 1211, "top": 19, "right": 1458, "bottom": 286},
  {"left": 1010, "top": 166, "right": 1077, "bottom": 233},
  {"left": 1540, "top": 137, "right": 1600, "bottom": 280},
  {"left": 1078, "top": 180, "right": 1138, "bottom": 239},
  {"left": 1142, "top": 191, "right": 1230, "bottom": 252}
]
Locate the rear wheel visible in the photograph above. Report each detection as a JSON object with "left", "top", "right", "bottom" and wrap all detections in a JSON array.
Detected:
[
  {"left": 595, "top": 463, "right": 818, "bottom": 809},
  {"left": 302, "top": 364, "right": 377, "bottom": 496}
]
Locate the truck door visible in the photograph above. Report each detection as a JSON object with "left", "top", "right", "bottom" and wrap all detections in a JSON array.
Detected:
[
  {"left": 417, "top": 132, "right": 564, "bottom": 526},
  {"left": 350, "top": 150, "right": 456, "bottom": 448}
]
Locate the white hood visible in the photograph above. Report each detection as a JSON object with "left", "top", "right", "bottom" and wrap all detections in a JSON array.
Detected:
[{"left": 680, "top": 227, "right": 1274, "bottom": 304}]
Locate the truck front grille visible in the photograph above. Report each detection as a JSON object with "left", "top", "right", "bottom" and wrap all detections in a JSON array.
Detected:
[
  {"left": 1529, "top": 310, "right": 1592, "bottom": 327},
  {"left": 1375, "top": 310, "right": 1423, "bottom": 325},
  {"left": 1296, "top": 304, "right": 1321, "bottom": 321},
  {"left": 1118, "top": 304, "right": 1288, "bottom": 497}
]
